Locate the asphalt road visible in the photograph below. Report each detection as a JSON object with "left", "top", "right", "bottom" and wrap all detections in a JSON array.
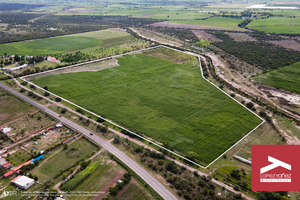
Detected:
[{"left": 0, "top": 82, "right": 177, "bottom": 200}]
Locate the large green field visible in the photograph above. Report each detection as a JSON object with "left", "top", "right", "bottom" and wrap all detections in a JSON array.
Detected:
[
  {"left": 57, "top": 4, "right": 212, "bottom": 20},
  {"left": 168, "top": 17, "right": 244, "bottom": 30},
  {"left": 248, "top": 17, "right": 300, "bottom": 34},
  {"left": 253, "top": 61, "right": 300, "bottom": 94},
  {"left": 31, "top": 48, "right": 262, "bottom": 165},
  {"left": 0, "top": 29, "right": 133, "bottom": 56}
]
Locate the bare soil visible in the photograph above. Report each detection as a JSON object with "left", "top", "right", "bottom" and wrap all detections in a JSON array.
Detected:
[
  {"left": 273, "top": 119, "right": 300, "bottom": 145},
  {"left": 225, "top": 32, "right": 256, "bottom": 42},
  {"left": 192, "top": 30, "right": 222, "bottom": 42},
  {"left": 268, "top": 40, "right": 300, "bottom": 51}
]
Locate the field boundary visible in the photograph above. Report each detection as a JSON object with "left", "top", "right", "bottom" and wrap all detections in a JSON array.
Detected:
[{"left": 20, "top": 45, "right": 264, "bottom": 169}]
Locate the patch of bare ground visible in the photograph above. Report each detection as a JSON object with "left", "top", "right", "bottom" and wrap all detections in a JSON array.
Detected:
[
  {"left": 273, "top": 119, "right": 300, "bottom": 145},
  {"left": 151, "top": 22, "right": 245, "bottom": 31},
  {"left": 91, "top": 170, "right": 126, "bottom": 200},
  {"left": 225, "top": 32, "right": 256, "bottom": 42},
  {"left": 192, "top": 30, "right": 222, "bottom": 42},
  {"left": 268, "top": 40, "right": 300, "bottom": 51},
  {"left": 28, "top": 59, "right": 119, "bottom": 80}
]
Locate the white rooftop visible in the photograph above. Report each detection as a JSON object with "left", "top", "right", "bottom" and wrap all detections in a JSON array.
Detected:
[
  {"left": 13, "top": 176, "right": 34, "bottom": 187},
  {"left": 1, "top": 127, "right": 11, "bottom": 134}
]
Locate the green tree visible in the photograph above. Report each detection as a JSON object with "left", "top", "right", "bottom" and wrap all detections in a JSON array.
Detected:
[
  {"left": 109, "top": 187, "right": 118, "bottom": 196},
  {"left": 63, "top": 144, "right": 68, "bottom": 150},
  {"left": 185, "top": 151, "right": 199, "bottom": 162},
  {"left": 246, "top": 102, "right": 254, "bottom": 109},
  {"left": 113, "top": 135, "right": 120, "bottom": 143}
]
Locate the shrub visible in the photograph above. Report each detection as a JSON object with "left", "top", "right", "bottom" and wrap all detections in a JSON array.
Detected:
[
  {"left": 100, "top": 126, "right": 108, "bottom": 133},
  {"left": 20, "top": 88, "right": 25, "bottom": 93},
  {"left": 55, "top": 97, "right": 61, "bottom": 102},
  {"left": 44, "top": 92, "right": 50, "bottom": 96},
  {"left": 233, "top": 185, "right": 240, "bottom": 191},
  {"left": 61, "top": 108, "right": 67, "bottom": 114},
  {"left": 246, "top": 102, "right": 254, "bottom": 109},
  {"left": 96, "top": 117, "right": 105, "bottom": 123}
]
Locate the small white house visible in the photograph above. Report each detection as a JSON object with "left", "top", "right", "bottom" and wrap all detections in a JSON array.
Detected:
[
  {"left": 0, "top": 127, "right": 11, "bottom": 134},
  {"left": 56, "top": 123, "right": 63, "bottom": 128}
]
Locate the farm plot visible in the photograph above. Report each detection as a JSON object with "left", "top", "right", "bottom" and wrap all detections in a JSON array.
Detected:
[
  {"left": 168, "top": 17, "right": 244, "bottom": 30},
  {"left": 0, "top": 36, "right": 102, "bottom": 56},
  {"left": 0, "top": 88, "right": 37, "bottom": 126},
  {"left": 28, "top": 59, "right": 119, "bottom": 80},
  {"left": 0, "top": 29, "right": 133, "bottom": 56},
  {"left": 31, "top": 138, "right": 98, "bottom": 182},
  {"left": 70, "top": 163, "right": 120, "bottom": 200},
  {"left": 5, "top": 112, "right": 55, "bottom": 141},
  {"left": 248, "top": 17, "right": 300, "bottom": 34},
  {"left": 253, "top": 61, "right": 300, "bottom": 94},
  {"left": 31, "top": 47, "right": 262, "bottom": 165},
  {"left": 61, "top": 161, "right": 102, "bottom": 191},
  {"left": 113, "top": 180, "right": 155, "bottom": 200}
]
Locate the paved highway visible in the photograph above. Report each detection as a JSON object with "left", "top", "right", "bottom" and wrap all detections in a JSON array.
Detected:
[{"left": 0, "top": 82, "right": 177, "bottom": 200}]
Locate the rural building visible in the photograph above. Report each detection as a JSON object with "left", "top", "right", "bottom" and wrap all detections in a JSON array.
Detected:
[
  {"left": 0, "top": 150, "right": 7, "bottom": 156},
  {"left": 2, "top": 162, "right": 11, "bottom": 169},
  {"left": 56, "top": 123, "right": 63, "bottom": 128},
  {"left": 1, "top": 127, "right": 11, "bottom": 134},
  {"left": 8, "top": 64, "right": 28, "bottom": 72},
  {"left": 3, "top": 171, "right": 14, "bottom": 178},
  {"left": 32, "top": 155, "right": 44, "bottom": 162},
  {"left": 0, "top": 158, "right": 8, "bottom": 166},
  {"left": 11, "top": 175, "right": 35, "bottom": 190},
  {"left": 47, "top": 56, "right": 60, "bottom": 63},
  {"left": 47, "top": 28, "right": 57, "bottom": 31}
]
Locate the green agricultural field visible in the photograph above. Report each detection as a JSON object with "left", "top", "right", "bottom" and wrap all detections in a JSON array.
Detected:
[
  {"left": 168, "top": 17, "right": 244, "bottom": 30},
  {"left": 57, "top": 4, "right": 212, "bottom": 20},
  {"left": 0, "top": 89, "right": 37, "bottom": 126},
  {"left": 31, "top": 138, "right": 98, "bottom": 182},
  {"left": 113, "top": 182, "right": 154, "bottom": 200},
  {"left": 0, "top": 36, "right": 101, "bottom": 56},
  {"left": 32, "top": 48, "right": 262, "bottom": 165},
  {"left": 253, "top": 61, "right": 300, "bottom": 94},
  {"left": 248, "top": 17, "right": 300, "bottom": 34},
  {"left": 0, "top": 29, "right": 133, "bottom": 56}
]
